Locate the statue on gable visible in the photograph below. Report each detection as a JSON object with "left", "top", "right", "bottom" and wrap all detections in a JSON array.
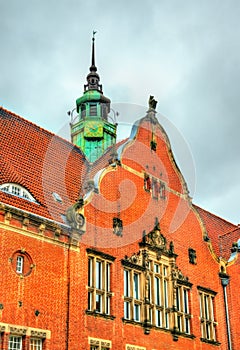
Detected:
[{"left": 148, "top": 95, "right": 158, "bottom": 110}]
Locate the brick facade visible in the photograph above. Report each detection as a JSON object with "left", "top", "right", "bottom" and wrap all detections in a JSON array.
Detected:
[{"left": 0, "top": 102, "right": 239, "bottom": 350}]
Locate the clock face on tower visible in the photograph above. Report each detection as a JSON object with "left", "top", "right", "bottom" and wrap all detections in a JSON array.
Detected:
[{"left": 84, "top": 122, "right": 103, "bottom": 138}]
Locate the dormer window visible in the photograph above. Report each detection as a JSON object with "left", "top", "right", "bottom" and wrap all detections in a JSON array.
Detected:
[
  {"left": 0, "top": 183, "right": 36, "bottom": 202},
  {"left": 52, "top": 192, "right": 63, "bottom": 203}
]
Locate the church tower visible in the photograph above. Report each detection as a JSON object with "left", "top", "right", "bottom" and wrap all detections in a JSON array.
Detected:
[{"left": 70, "top": 32, "right": 117, "bottom": 162}]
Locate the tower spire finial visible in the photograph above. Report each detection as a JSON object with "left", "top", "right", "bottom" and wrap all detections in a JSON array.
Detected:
[
  {"left": 91, "top": 30, "right": 97, "bottom": 72},
  {"left": 84, "top": 31, "right": 102, "bottom": 92}
]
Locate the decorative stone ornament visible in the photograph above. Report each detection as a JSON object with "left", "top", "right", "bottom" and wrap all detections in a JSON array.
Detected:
[
  {"left": 113, "top": 217, "right": 123, "bottom": 236},
  {"left": 66, "top": 197, "right": 86, "bottom": 234}
]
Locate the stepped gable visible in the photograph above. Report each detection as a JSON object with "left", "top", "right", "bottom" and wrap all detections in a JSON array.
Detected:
[
  {"left": 0, "top": 107, "right": 88, "bottom": 223},
  {"left": 118, "top": 111, "right": 188, "bottom": 195},
  {"left": 194, "top": 204, "right": 237, "bottom": 259}
]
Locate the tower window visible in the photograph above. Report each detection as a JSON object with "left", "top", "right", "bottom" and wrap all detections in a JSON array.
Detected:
[
  {"left": 81, "top": 105, "right": 86, "bottom": 118},
  {"left": 90, "top": 104, "right": 97, "bottom": 116}
]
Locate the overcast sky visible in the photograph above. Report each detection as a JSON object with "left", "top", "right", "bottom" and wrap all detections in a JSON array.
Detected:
[{"left": 1, "top": 0, "right": 240, "bottom": 224}]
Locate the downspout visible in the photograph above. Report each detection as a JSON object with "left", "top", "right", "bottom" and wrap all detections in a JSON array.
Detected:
[
  {"left": 65, "top": 234, "right": 71, "bottom": 350},
  {"left": 219, "top": 273, "right": 232, "bottom": 350}
]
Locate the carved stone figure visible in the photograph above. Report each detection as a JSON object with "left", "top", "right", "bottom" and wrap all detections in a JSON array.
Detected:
[
  {"left": 148, "top": 95, "right": 158, "bottom": 110},
  {"left": 66, "top": 197, "right": 86, "bottom": 232}
]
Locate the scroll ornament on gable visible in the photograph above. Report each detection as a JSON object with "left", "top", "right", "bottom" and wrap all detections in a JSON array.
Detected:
[
  {"left": 142, "top": 218, "right": 167, "bottom": 249},
  {"left": 66, "top": 197, "right": 86, "bottom": 234}
]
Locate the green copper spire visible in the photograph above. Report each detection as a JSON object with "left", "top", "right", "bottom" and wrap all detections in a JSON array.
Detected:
[{"left": 71, "top": 33, "right": 117, "bottom": 163}]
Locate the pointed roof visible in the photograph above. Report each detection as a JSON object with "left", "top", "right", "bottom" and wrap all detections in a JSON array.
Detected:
[
  {"left": 84, "top": 31, "right": 102, "bottom": 93},
  {"left": 76, "top": 32, "right": 110, "bottom": 112}
]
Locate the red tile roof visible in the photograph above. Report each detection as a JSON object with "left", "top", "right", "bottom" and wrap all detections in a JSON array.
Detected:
[
  {"left": 0, "top": 107, "right": 87, "bottom": 223},
  {"left": 194, "top": 204, "right": 238, "bottom": 260}
]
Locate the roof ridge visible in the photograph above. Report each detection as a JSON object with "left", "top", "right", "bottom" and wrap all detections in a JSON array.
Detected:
[{"left": 193, "top": 203, "right": 237, "bottom": 227}]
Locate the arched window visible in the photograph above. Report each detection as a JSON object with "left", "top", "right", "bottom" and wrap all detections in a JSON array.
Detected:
[{"left": 0, "top": 183, "right": 36, "bottom": 202}]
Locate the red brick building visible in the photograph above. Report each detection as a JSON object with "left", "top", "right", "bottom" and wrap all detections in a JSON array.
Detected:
[{"left": 0, "top": 37, "right": 239, "bottom": 350}]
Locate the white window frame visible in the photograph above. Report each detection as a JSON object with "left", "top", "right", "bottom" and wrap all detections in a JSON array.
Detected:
[
  {"left": 150, "top": 261, "right": 170, "bottom": 329},
  {"left": 30, "top": 338, "right": 43, "bottom": 350},
  {"left": 176, "top": 285, "right": 191, "bottom": 334},
  {"left": 8, "top": 335, "right": 22, "bottom": 350},
  {"left": 16, "top": 256, "right": 24, "bottom": 274},
  {"left": 87, "top": 255, "right": 112, "bottom": 315},
  {"left": 123, "top": 269, "right": 142, "bottom": 322}
]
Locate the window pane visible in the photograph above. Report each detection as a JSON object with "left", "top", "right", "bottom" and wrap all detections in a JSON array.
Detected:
[
  {"left": 124, "top": 270, "right": 130, "bottom": 297},
  {"left": 165, "top": 312, "right": 169, "bottom": 329},
  {"left": 185, "top": 318, "right": 190, "bottom": 334},
  {"left": 90, "top": 104, "right": 97, "bottom": 116},
  {"left": 96, "top": 261, "right": 102, "bottom": 289},
  {"left": 177, "top": 314, "right": 182, "bottom": 331},
  {"left": 124, "top": 301, "right": 130, "bottom": 319},
  {"left": 88, "top": 292, "right": 93, "bottom": 311},
  {"left": 156, "top": 309, "right": 162, "bottom": 327},
  {"left": 88, "top": 258, "right": 93, "bottom": 287},
  {"left": 106, "top": 263, "right": 110, "bottom": 292},
  {"left": 204, "top": 295, "right": 209, "bottom": 319},
  {"left": 164, "top": 280, "right": 168, "bottom": 307},
  {"left": 96, "top": 294, "right": 102, "bottom": 312},
  {"left": 16, "top": 256, "right": 24, "bottom": 274},
  {"left": 184, "top": 288, "right": 189, "bottom": 313},
  {"left": 154, "top": 277, "right": 160, "bottom": 305},
  {"left": 106, "top": 296, "right": 110, "bottom": 315},
  {"left": 8, "top": 336, "right": 22, "bottom": 350},
  {"left": 154, "top": 263, "right": 159, "bottom": 273},
  {"left": 12, "top": 186, "right": 20, "bottom": 196},
  {"left": 133, "top": 273, "right": 139, "bottom": 299},
  {"left": 176, "top": 287, "right": 180, "bottom": 311},
  {"left": 30, "top": 338, "right": 42, "bottom": 350},
  {"left": 134, "top": 304, "right": 140, "bottom": 321}
]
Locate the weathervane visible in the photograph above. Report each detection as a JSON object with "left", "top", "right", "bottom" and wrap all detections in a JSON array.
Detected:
[{"left": 92, "top": 30, "right": 97, "bottom": 40}]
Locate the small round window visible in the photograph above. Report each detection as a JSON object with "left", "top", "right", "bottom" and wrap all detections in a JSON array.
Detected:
[{"left": 11, "top": 250, "right": 34, "bottom": 277}]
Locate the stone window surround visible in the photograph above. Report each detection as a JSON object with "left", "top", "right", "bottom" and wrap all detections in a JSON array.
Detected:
[
  {"left": 0, "top": 322, "right": 51, "bottom": 339},
  {"left": 126, "top": 345, "right": 146, "bottom": 350},
  {"left": 88, "top": 336, "right": 111, "bottom": 349}
]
